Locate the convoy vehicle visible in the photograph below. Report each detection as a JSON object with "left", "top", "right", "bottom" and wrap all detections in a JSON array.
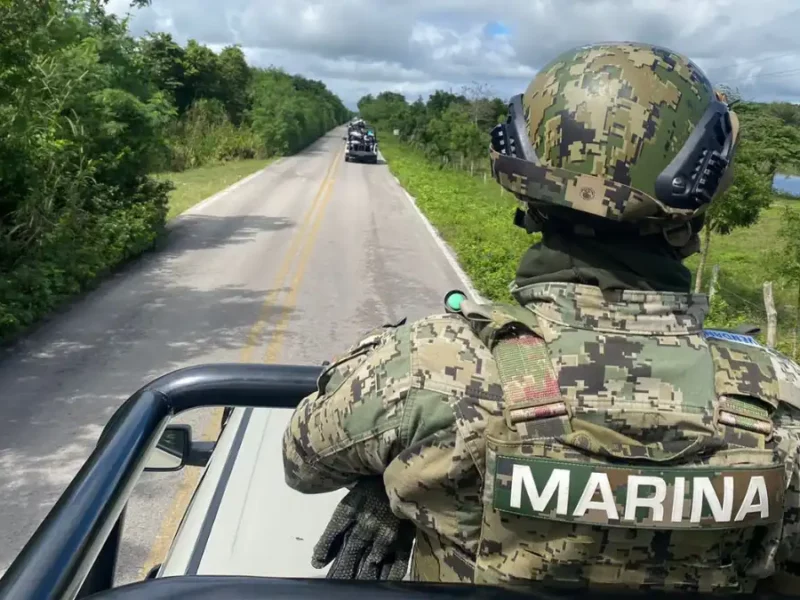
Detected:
[{"left": 344, "top": 122, "right": 378, "bottom": 164}]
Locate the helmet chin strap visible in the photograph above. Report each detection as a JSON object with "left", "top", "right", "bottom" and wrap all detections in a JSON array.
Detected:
[
  {"left": 514, "top": 204, "right": 703, "bottom": 259},
  {"left": 663, "top": 221, "right": 701, "bottom": 259}
]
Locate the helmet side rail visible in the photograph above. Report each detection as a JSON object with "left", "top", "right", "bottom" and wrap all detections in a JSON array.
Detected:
[{"left": 0, "top": 363, "right": 323, "bottom": 600}]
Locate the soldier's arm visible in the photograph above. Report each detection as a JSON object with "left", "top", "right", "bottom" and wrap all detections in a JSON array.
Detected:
[
  {"left": 281, "top": 323, "right": 414, "bottom": 494},
  {"left": 759, "top": 395, "right": 800, "bottom": 592},
  {"left": 759, "top": 446, "right": 800, "bottom": 593}
]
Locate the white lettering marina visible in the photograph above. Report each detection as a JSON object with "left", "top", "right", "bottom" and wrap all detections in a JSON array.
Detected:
[{"left": 507, "top": 463, "right": 773, "bottom": 525}]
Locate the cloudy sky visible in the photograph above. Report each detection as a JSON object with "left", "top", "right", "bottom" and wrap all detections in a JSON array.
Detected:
[{"left": 108, "top": 0, "right": 800, "bottom": 109}]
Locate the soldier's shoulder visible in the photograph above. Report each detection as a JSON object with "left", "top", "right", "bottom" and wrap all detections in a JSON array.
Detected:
[
  {"left": 406, "top": 312, "right": 500, "bottom": 388},
  {"left": 704, "top": 328, "right": 800, "bottom": 412},
  {"left": 407, "top": 312, "right": 488, "bottom": 348}
]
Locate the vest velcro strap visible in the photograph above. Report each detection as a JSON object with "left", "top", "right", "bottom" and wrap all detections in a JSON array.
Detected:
[
  {"left": 494, "top": 334, "right": 572, "bottom": 437},
  {"left": 507, "top": 401, "right": 569, "bottom": 425},
  {"left": 715, "top": 396, "right": 774, "bottom": 440},
  {"left": 718, "top": 411, "right": 773, "bottom": 437},
  {"left": 449, "top": 297, "right": 573, "bottom": 438}
]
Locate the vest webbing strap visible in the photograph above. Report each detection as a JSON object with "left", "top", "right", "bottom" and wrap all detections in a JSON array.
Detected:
[{"left": 493, "top": 333, "right": 571, "bottom": 437}]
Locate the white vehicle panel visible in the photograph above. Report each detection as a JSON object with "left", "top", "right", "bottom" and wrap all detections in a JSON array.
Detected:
[
  {"left": 158, "top": 408, "right": 245, "bottom": 577},
  {"left": 161, "top": 407, "right": 346, "bottom": 578}
]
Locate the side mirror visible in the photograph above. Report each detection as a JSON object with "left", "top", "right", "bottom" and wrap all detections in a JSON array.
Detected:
[{"left": 144, "top": 424, "right": 191, "bottom": 472}]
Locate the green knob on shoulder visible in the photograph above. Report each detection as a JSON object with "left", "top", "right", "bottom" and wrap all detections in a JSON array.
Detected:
[{"left": 444, "top": 290, "right": 466, "bottom": 313}]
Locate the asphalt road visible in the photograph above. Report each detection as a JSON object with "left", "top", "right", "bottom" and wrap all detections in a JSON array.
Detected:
[{"left": 0, "top": 126, "right": 478, "bottom": 586}]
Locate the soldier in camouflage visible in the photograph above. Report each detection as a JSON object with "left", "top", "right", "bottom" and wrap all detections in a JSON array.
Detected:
[{"left": 282, "top": 41, "right": 800, "bottom": 593}]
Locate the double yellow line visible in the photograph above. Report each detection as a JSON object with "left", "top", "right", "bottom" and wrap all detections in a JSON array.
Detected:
[
  {"left": 140, "top": 144, "right": 344, "bottom": 578},
  {"left": 244, "top": 145, "right": 343, "bottom": 363}
]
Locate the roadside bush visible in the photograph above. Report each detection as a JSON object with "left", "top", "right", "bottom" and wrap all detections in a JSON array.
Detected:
[
  {"left": 0, "top": 1, "right": 351, "bottom": 342},
  {"left": 0, "top": 194, "right": 167, "bottom": 337},
  {"left": 0, "top": 0, "right": 172, "bottom": 340},
  {"left": 250, "top": 69, "right": 349, "bottom": 156},
  {"left": 164, "top": 99, "right": 263, "bottom": 171}
]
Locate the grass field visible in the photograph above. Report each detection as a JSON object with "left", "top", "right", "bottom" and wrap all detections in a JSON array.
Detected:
[
  {"left": 153, "top": 158, "right": 275, "bottom": 220},
  {"left": 379, "top": 136, "right": 800, "bottom": 356}
]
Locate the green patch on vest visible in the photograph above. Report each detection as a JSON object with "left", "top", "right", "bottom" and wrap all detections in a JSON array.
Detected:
[{"left": 492, "top": 455, "right": 784, "bottom": 530}]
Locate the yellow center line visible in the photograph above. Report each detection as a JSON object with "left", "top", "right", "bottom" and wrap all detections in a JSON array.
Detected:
[
  {"left": 240, "top": 147, "right": 343, "bottom": 363},
  {"left": 263, "top": 163, "right": 341, "bottom": 363},
  {"left": 139, "top": 143, "right": 344, "bottom": 578}
]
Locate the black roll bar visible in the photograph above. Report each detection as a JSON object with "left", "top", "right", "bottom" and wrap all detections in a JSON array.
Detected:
[{"left": 0, "top": 363, "right": 322, "bottom": 600}]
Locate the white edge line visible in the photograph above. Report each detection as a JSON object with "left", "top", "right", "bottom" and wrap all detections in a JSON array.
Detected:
[
  {"left": 377, "top": 150, "right": 485, "bottom": 303},
  {"left": 167, "top": 126, "right": 342, "bottom": 222},
  {"left": 170, "top": 157, "right": 288, "bottom": 221}
]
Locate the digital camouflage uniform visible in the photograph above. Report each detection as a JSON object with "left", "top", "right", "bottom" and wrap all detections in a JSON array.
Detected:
[{"left": 283, "top": 42, "right": 800, "bottom": 592}]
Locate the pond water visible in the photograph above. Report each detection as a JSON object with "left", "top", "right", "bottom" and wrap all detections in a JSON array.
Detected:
[{"left": 774, "top": 174, "right": 800, "bottom": 196}]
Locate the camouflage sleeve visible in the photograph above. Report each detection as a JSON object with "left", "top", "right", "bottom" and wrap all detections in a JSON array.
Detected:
[
  {"left": 282, "top": 323, "right": 413, "bottom": 494},
  {"left": 768, "top": 407, "right": 800, "bottom": 592}
]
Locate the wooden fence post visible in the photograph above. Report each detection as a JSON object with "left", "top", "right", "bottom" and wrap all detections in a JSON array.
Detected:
[
  {"left": 708, "top": 264, "right": 720, "bottom": 303},
  {"left": 764, "top": 281, "right": 777, "bottom": 348}
]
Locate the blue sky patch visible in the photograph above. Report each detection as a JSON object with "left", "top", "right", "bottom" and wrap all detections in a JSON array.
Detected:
[{"left": 484, "top": 21, "right": 510, "bottom": 37}]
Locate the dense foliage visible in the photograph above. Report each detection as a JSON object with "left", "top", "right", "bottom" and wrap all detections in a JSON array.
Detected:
[
  {"left": 0, "top": 0, "right": 349, "bottom": 341},
  {"left": 359, "top": 89, "right": 506, "bottom": 174},
  {"left": 139, "top": 33, "right": 351, "bottom": 170},
  {"left": 362, "top": 87, "right": 800, "bottom": 353}
]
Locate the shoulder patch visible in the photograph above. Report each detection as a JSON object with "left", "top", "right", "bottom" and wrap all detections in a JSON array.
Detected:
[
  {"left": 707, "top": 334, "right": 780, "bottom": 410},
  {"left": 766, "top": 348, "right": 800, "bottom": 410},
  {"left": 704, "top": 329, "right": 761, "bottom": 347},
  {"left": 410, "top": 313, "right": 503, "bottom": 404},
  {"left": 707, "top": 333, "right": 800, "bottom": 411},
  {"left": 492, "top": 455, "right": 784, "bottom": 530}
]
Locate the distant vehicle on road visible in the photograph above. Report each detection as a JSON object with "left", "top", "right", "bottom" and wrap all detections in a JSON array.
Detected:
[{"left": 344, "top": 120, "right": 378, "bottom": 164}]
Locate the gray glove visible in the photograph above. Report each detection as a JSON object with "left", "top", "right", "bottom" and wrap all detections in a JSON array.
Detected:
[{"left": 311, "top": 477, "right": 414, "bottom": 580}]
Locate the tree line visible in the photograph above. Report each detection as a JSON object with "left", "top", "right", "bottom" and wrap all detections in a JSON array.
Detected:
[
  {"left": 0, "top": 0, "right": 350, "bottom": 341},
  {"left": 359, "top": 85, "right": 506, "bottom": 174},
  {"left": 141, "top": 33, "right": 351, "bottom": 171}
]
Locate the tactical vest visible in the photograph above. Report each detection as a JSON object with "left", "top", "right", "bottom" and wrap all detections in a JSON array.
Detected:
[{"left": 412, "top": 294, "right": 800, "bottom": 592}]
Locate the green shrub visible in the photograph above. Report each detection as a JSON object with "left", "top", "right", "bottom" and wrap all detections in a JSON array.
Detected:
[
  {"left": 163, "top": 98, "right": 264, "bottom": 171},
  {"left": 0, "top": 0, "right": 172, "bottom": 341},
  {"left": 0, "top": 179, "right": 169, "bottom": 338}
]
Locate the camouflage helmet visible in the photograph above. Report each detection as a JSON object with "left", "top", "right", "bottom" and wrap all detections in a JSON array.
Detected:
[{"left": 490, "top": 42, "right": 740, "bottom": 252}]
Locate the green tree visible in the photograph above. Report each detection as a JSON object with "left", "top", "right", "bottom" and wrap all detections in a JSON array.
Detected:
[
  {"left": 733, "top": 103, "right": 800, "bottom": 176},
  {"left": 140, "top": 32, "right": 186, "bottom": 108},
  {"left": 693, "top": 103, "right": 783, "bottom": 292},
  {"left": 178, "top": 39, "right": 221, "bottom": 113},
  {"left": 426, "top": 90, "right": 467, "bottom": 118},
  {"left": 217, "top": 45, "right": 250, "bottom": 124}
]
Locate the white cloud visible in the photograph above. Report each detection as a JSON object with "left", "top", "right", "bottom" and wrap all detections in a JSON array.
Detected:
[{"left": 110, "top": 0, "right": 800, "bottom": 109}]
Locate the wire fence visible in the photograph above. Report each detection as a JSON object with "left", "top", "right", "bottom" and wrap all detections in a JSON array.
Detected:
[{"left": 710, "top": 269, "right": 798, "bottom": 358}]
